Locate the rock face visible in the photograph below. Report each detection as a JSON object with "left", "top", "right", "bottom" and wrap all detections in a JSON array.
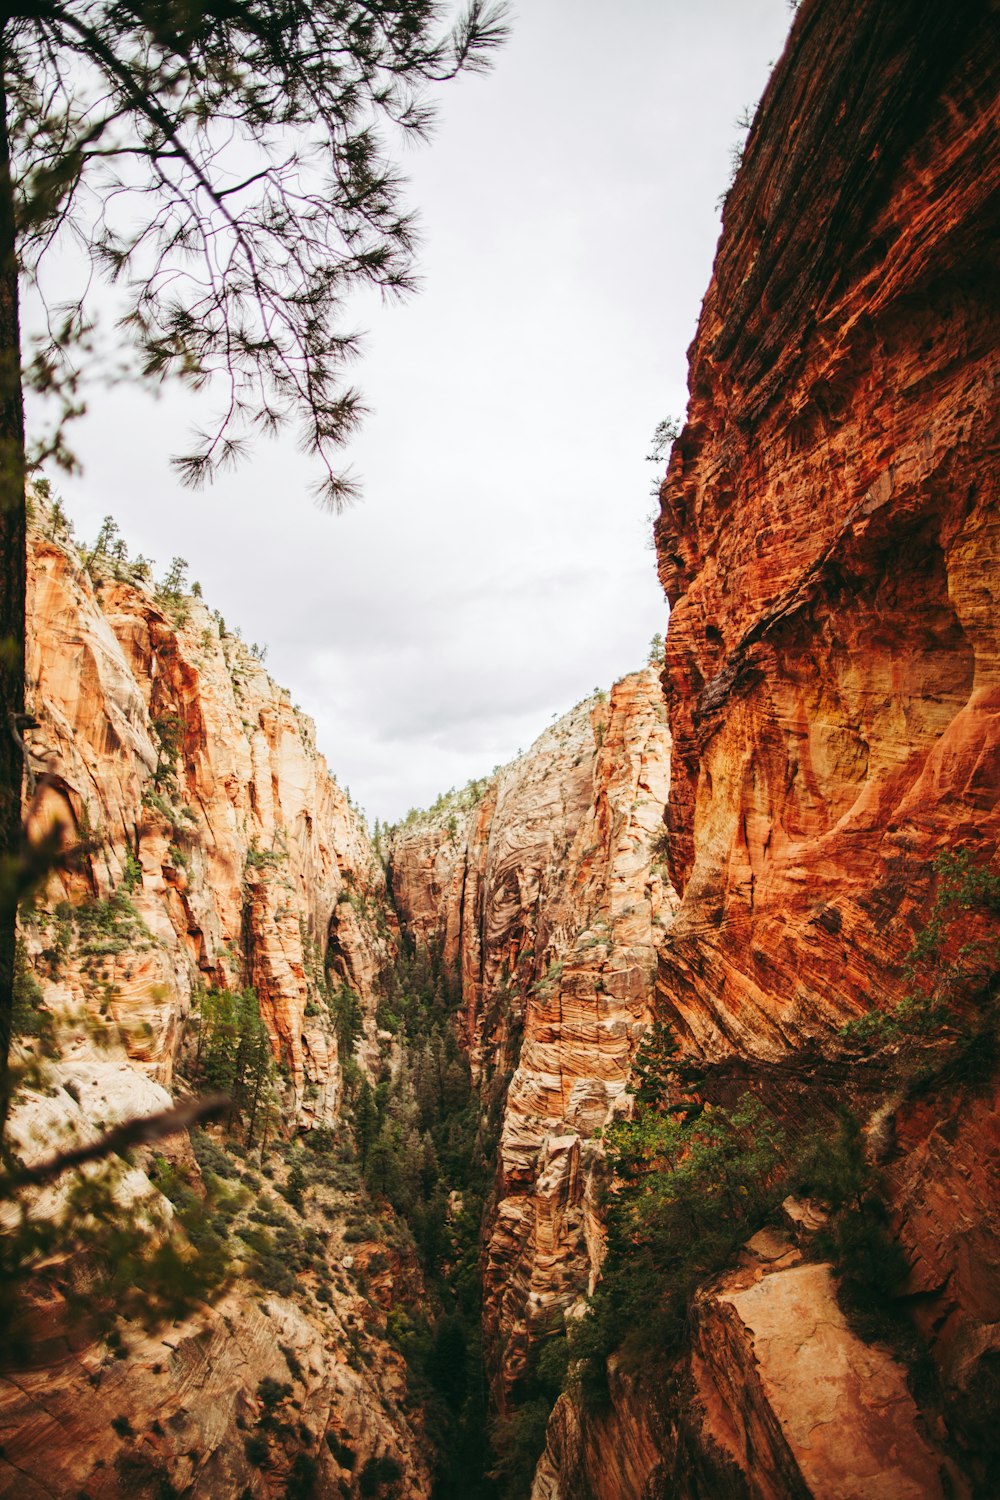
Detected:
[
  {"left": 389, "top": 670, "right": 676, "bottom": 1401},
  {"left": 635, "top": 0, "right": 1000, "bottom": 1494},
  {"left": 2, "top": 506, "right": 427, "bottom": 1499},
  {"left": 0, "top": 1256, "right": 430, "bottom": 1500},
  {"left": 23, "top": 503, "right": 389, "bottom": 1114},
  {"left": 532, "top": 1222, "right": 956, "bottom": 1500},
  {"left": 686, "top": 1238, "right": 953, "bottom": 1500},
  {"left": 654, "top": 0, "right": 999, "bottom": 1062}
]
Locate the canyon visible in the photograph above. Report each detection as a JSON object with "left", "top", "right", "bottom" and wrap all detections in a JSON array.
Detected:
[{"left": 1, "top": 0, "right": 999, "bottom": 1497}]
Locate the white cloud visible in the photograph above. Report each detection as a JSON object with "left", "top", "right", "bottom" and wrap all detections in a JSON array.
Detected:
[{"left": 40, "top": 0, "right": 793, "bottom": 824}]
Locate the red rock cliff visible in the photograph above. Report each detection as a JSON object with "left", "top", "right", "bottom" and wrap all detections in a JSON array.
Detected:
[
  {"left": 634, "top": 0, "right": 1000, "bottom": 1494},
  {"left": 655, "top": 0, "right": 998, "bottom": 1061},
  {"left": 531, "top": 2, "right": 998, "bottom": 1496}
]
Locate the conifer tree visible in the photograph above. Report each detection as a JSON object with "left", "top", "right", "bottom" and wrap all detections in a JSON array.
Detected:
[{"left": 0, "top": 1, "right": 508, "bottom": 1125}]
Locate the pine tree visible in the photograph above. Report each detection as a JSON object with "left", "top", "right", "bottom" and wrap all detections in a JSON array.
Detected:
[{"left": 0, "top": 0, "right": 508, "bottom": 1133}]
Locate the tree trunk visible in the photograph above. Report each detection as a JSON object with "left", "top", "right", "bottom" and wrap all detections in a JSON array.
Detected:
[{"left": 0, "top": 28, "right": 26, "bottom": 1138}]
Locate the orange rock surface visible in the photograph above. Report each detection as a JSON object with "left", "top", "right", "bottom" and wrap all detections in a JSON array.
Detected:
[
  {"left": 654, "top": 0, "right": 999, "bottom": 1061},
  {"left": 2, "top": 507, "right": 423, "bottom": 1497},
  {"left": 634, "top": 0, "right": 1000, "bottom": 1492},
  {"left": 23, "top": 505, "right": 389, "bottom": 1113}
]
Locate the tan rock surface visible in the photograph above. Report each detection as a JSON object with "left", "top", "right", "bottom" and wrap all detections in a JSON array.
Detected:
[
  {"left": 390, "top": 670, "right": 676, "bottom": 1401},
  {"left": 23, "top": 506, "right": 389, "bottom": 1113},
  {"left": 5, "top": 507, "right": 427, "bottom": 1496},
  {"left": 691, "top": 1257, "right": 949, "bottom": 1500},
  {"left": 0, "top": 1283, "right": 429, "bottom": 1499},
  {"left": 640, "top": 0, "right": 1000, "bottom": 1484}
]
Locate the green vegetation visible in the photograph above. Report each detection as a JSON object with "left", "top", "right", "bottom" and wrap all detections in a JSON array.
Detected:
[
  {"left": 390, "top": 775, "right": 491, "bottom": 835},
  {"left": 150, "top": 712, "right": 185, "bottom": 789},
  {"left": 842, "top": 849, "right": 1000, "bottom": 1047},
  {"left": 190, "top": 986, "right": 278, "bottom": 1145},
  {"left": 340, "top": 936, "right": 498, "bottom": 1497},
  {"left": 11, "top": 939, "right": 47, "bottom": 1040},
  {"left": 572, "top": 847, "right": 1000, "bottom": 1417},
  {"left": 74, "top": 886, "right": 152, "bottom": 957},
  {"left": 573, "top": 1075, "right": 787, "bottom": 1402},
  {"left": 645, "top": 417, "right": 681, "bottom": 466},
  {"left": 0, "top": 1151, "right": 232, "bottom": 1364},
  {"left": 796, "top": 1111, "right": 912, "bottom": 1347},
  {"left": 359, "top": 1455, "right": 404, "bottom": 1495},
  {"left": 329, "top": 980, "right": 364, "bottom": 1058}
]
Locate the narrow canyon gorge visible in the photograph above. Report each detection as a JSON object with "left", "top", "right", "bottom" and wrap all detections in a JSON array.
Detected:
[{"left": 1, "top": 1, "right": 997, "bottom": 1497}]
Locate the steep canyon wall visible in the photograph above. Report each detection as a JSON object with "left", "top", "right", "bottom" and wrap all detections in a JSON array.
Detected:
[
  {"left": 1, "top": 507, "right": 430, "bottom": 1499},
  {"left": 641, "top": 0, "right": 998, "bottom": 1495},
  {"left": 388, "top": 670, "right": 676, "bottom": 1405}
]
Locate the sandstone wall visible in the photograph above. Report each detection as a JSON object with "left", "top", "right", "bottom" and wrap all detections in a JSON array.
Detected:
[
  {"left": 389, "top": 669, "right": 676, "bottom": 1403},
  {"left": 641, "top": 0, "right": 1000, "bottom": 1493},
  {"left": 655, "top": 0, "right": 999, "bottom": 1062},
  {"left": 22, "top": 503, "right": 389, "bottom": 1116},
  {"left": 2, "top": 505, "right": 427, "bottom": 1498},
  {"left": 517, "top": 1, "right": 1000, "bottom": 1494}
]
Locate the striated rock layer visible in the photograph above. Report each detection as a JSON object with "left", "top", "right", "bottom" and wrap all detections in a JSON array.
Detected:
[
  {"left": 22, "top": 501, "right": 390, "bottom": 1114},
  {"left": 655, "top": 0, "right": 999, "bottom": 1062},
  {"left": 1, "top": 505, "right": 427, "bottom": 1498},
  {"left": 627, "top": 0, "right": 998, "bottom": 1496},
  {"left": 389, "top": 670, "right": 676, "bottom": 1401},
  {"left": 533, "top": 0, "right": 999, "bottom": 1496},
  {"left": 532, "top": 1216, "right": 956, "bottom": 1500}
]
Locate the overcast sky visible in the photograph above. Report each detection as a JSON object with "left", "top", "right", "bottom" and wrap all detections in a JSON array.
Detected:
[{"left": 39, "top": 0, "right": 793, "bottom": 826}]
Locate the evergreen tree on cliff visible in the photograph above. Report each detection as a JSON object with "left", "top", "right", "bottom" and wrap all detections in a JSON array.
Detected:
[{"left": 0, "top": 0, "right": 507, "bottom": 1129}]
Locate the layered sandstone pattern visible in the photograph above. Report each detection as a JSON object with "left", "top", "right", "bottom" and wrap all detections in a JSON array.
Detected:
[
  {"left": 22, "top": 501, "right": 389, "bottom": 1113},
  {"left": 389, "top": 670, "right": 676, "bottom": 1400},
  {"left": 654, "top": 0, "right": 999, "bottom": 1062},
  {"left": 4, "top": 504, "right": 426, "bottom": 1497},
  {"left": 642, "top": 0, "right": 1000, "bottom": 1491},
  {"left": 0, "top": 1288, "right": 429, "bottom": 1500}
]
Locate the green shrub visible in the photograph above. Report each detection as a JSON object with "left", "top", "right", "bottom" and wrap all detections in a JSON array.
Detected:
[
  {"left": 326, "top": 1432, "right": 356, "bottom": 1468},
  {"left": 489, "top": 1399, "right": 552, "bottom": 1495},
  {"left": 11, "top": 940, "right": 47, "bottom": 1038},
  {"left": 574, "top": 1078, "right": 787, "bottom": 1400},
  {"left": 359, "top": 1454, "right": 404, "bottom": 1496},
  {"left": 795, "top": 1110, "right": 911, "bottom": 1347},
  {"left": 842, "top": 848, "right": 1000, "bottom": 1045},
  {"left": 244, "top": 1432, "right": 269, "bottom": 1466}
]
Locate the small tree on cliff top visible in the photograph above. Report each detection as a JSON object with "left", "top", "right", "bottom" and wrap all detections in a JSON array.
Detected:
[{"left": 0, "top": 0, "right": 508, "bottom": 1128}]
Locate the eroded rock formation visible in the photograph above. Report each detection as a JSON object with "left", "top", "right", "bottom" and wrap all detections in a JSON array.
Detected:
[
  {"left": 1, "top": 507, "right": 426, "bottom": 1498},
  {"left": 389, "top": 669, "right": 676, "bottom": 1402},
  {"left": 22, "top": 503, "right": 389, "bottom": 1112},
  {"left": 634, "top": 0, "right": 999, "bottom": 1494},
  {"left": 655, "top": 0, "right": 999, "bottom": 1062}
]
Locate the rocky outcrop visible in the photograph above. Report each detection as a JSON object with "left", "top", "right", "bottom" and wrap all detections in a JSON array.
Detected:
[
  {"left": 18, "top": 1288, "right": 426, "bottom": 1500},
  {"left": 685, "top": 1233, "right": 956, "bottom": 1500},
  {"left": 22, "top": 501, "right": 389, "bottom": 1114},
  {"left": 2, "top": 505, "right": 427, "bottom": 1498},
  {"left": 654, "top": 0, "right": 999, "bottom": 1062},
  {"left": 389, "top": 669, "right": 676, "bottom": 1401},
  {"left": 532, "top": 1220, "right": 958, "bottom": 1500},
  {"left": 639, "top": 0, "right": 1000, "bottom": 1492},
  {"left": 0, "top": 1128, "right": 431, "bottom": 1500}
]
